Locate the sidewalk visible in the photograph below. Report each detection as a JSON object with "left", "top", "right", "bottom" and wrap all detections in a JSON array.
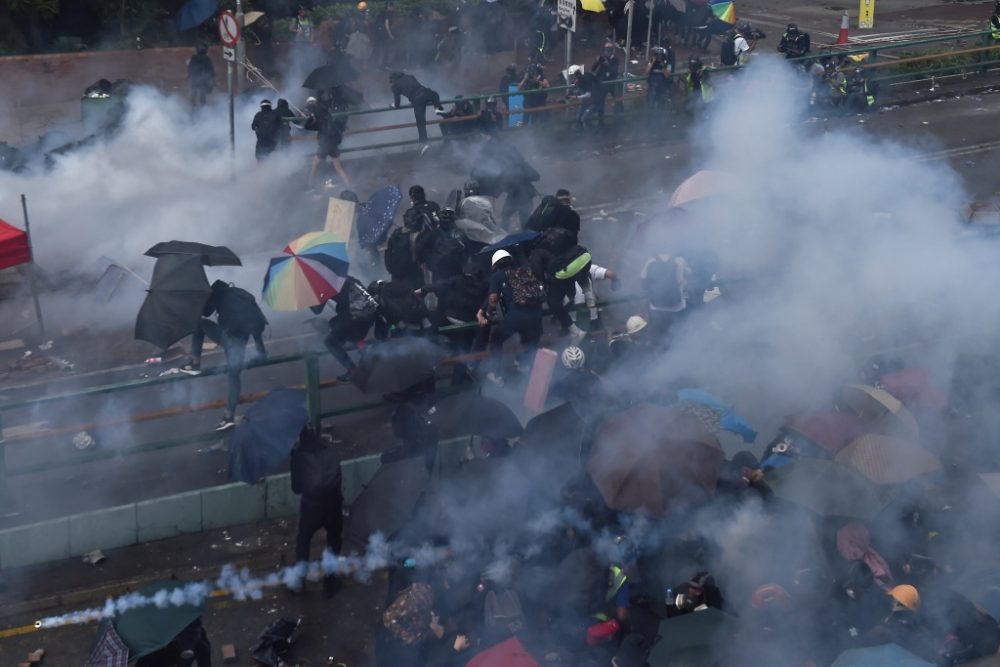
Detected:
[{"left": 0, "top": 516, "right": 385, "bottom": 667}]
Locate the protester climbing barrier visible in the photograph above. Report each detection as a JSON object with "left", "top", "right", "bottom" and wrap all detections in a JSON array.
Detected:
[{"left": 318, "top": 27, "right": 1000, "bottom": 156}]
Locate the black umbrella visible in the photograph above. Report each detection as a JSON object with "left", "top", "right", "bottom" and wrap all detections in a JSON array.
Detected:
[
  {"left": 480, "top": 230, "right": 540, "bottom": 254},
  {"left": 228, "top": 388, "right": 309, "bottom": 484},
  {"left": 352, "top": 338, "right": 447, "bottom": 395},
  {"left": 144, "top": 241, "right": 242, "bottom": 266},
  {"left": 345, "top": 457, "right": 430, "bottom": 552},
  {"left": 430, "top": 393, "right": 523, "bottom": 441},
  {"left": 135, "top": 255, "right": 211, "bottom": 350},
  {"left": 302, "top": 61, "right": 358, "bottom": 89}
]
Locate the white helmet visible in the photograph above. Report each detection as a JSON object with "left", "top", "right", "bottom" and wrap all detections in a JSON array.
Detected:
[
  {"left": 562, "top": 345, "right": 585, "bottom": 369},
  {"left": 567, "top": 64, "right": 583, "bottom": 78},
  {"left": 491, "top": 248, "right": 512, "bottom": 268},
  {"left": 626, "top": 315, "right": 648, "bottom": 335}
]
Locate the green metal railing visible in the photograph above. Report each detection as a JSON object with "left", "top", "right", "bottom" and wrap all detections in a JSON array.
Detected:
[{"left": 320, "top": 27, "right": 1000, "bottom": 156}]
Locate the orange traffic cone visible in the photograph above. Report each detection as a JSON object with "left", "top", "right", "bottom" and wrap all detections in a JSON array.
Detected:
[{"left": 837, "top": 11, "right": 849, "bottom": 44}]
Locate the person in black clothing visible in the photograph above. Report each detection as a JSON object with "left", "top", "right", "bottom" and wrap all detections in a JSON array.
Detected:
[
  {"left": 477, "top": 249, "right": 544, "bottom": 386},
  {"left": 592, "top": 42, "right": 620, "bottom": 116},
  {"left": 290, "top": 425, "right": 343, "bottom": 598},
  {"left": 777, "top": 23, "right": 810, "bottom": 59},
  {"left": 179, "top": 281, "right": 268, "bottom": 432},
  {"left": 389, "top": 71, "right": 446, "bottom": 142},
  {"left": 498, "top": 64, "right": 521, "bottom": 108},
  {"left": 186, "top": 44, "right": 214, "bottom": 107},
  {"left": 304, "top": 97, "right": 352, "bottom": 188},
  {"left": 438, "top": 95, "right": 478, "bottom": 138},
  {"left": 520, "top": 63, "right": 550, "bottom": 125},
  {"left": 407, "top": 184, "right": 441, "bottom": 225},
  {"left": 274, "top": 98, "right": 292, "bottom": 149},
  {"left": 385, "top": 208, "right": 430, "bottom": 290},
  {"left": 525, "top": 190, "right": 579, "bottom": 243},
  {"left": 251, "top": 99, "right": 280, "bottom": 160},
  {"left": 568, "top": 66, "right": 604, "bottom": 131},
  {"left": 478, "top": 96, "right": 504, "bottom": 136},
  {"left": 312, "top": 276, "right": 379, "bottom": 381},
  {"left": 646, "top": 43, "right": 675, "bottom": 111}
]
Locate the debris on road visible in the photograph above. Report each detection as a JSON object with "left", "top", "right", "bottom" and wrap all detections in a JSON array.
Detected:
[
  {"left": 72, "top": 431, "right": 97, "bottom": 451},
  {"left": 28, "top": 648, "right": 45, "bottom": 663},
  {"left": 82, "top": 549, "right": 106, "bottom": 565},
  {"left": 222, "top": 643, "right": 237, "bottom": 662}
]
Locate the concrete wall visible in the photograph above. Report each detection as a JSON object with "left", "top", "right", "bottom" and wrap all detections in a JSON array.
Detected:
[{"left": 0, "top": 452, "right": 384, "bottom": 569}]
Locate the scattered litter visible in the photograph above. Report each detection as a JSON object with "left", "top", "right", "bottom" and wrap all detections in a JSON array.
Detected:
[
  {"left": 22, "top": 350, "right": 31, "bottom": 358},
  {"left": 634, "top": 211, "right": 647, "bottom": 217},
  {"left": 614, "top": 144, "right": 623, "bottom": 149},
  {"left": 607, "top": 217, "right": 619, "bottom": 223},
  {"left": 82, "top": 550, "right": 106, "bottom": 565},
  {"left": 975, "top": 96, "right": 983, "bottom": 101},
  {"left": 222, "top": 530, "right": 232, "bottom": 541},
  {"left": 977, "top": 108, "right": 988, "bottom": 112},
  {"left": 222, "top": 644, "right": 238, "bottom": 663},
  {"left": 144, "top": 356, "right": 163, "bottom": 365},
  {"left": 72, "top": 431, "right": 96, "bottom": 451},
  {"left": 49, "top": 357, "right": 74, "bottom": 371},
  {"left": 38, "top": 341, "right": 53, "bottom": 351},
  {"left": 599, "top": 209, "right": 608, "bottom": 217},
  {"left": 921, "top": 121, "right": 929, "bottom": 124},
  {"left": 857, "top": 119, "right": 865, "bottom": 124},
  {"left": 966, "top": 160, "right": 976, "bottom": 167},
  {"left": 158, "top": 367, "right": 181, "bottom": 376},
  {"left": 28, "top": 648, "right": 45, "bottom": 664}
]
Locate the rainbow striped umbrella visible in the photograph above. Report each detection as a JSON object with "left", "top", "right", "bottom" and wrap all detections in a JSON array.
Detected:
[
  {"left": 262, "top": 231, "right": 349, "bottom": 311},
  {"left": 710, "top": 0, "right": 736, "bottom": 24}
]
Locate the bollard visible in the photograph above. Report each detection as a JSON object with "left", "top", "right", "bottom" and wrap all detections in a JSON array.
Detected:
[
  {"left": 0, "top": 413, "right": 8, "bottom": 510},
  {"left": 304, "top": 354, "right": 321, "bottom": 431}
]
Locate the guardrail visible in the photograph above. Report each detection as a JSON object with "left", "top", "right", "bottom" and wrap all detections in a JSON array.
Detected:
[
  {"left": 0, "top": 294, "right": 635, "bottom": 513},
  {"left": 308, "top": 27, "right": 1000, "bottom": 156}
]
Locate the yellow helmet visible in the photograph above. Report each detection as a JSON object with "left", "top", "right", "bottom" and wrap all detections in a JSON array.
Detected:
[
  {"left": 357, "top": 1, "right": 368, "bottom": 9},
  {"left": 889, "top": 585, "right": 920, "bottom": 613}
]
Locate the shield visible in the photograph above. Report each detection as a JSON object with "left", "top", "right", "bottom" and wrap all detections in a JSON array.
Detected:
[
  {"left": 262, "top": 231, "right": 349, "bottom": 311},
  {"left": 352, "top": 338, "right": 446, "bottom": 394},
  {"left": 667, "top": 170, "right": 738, "bottom": 209},
  {"left": 952, "top": 565, "right": 1000, "bottom": 620},
  {"left": 834, "top": 434, "right": 941, "bottom": 485},
  {"left": 345, "top": 457, "right": 430, "bottom": 552},
  {"left": 302, "top": 61, "right": 358, "bottom": 89},
  {"left": 838, "top": 384, "right": 920, "bottom": 439},
  {"left": 356, "top": 185, "right": 402, "bottom": 247},
  {"left": 85, "top": 622, "right": 129, "bottom": 667},
  {"left": 829, "top": 644, "right": 934, "bottom": 667},
  {"left": 228, "top": 388, "right": 309, "bottom": 484},
  {"left": 430, "top": 394, "right": 523, "bottom": 440},
  {"left": 647, "top": 609, "right": 736, "bottom": 667},
  {"left": 480, "top": 230, "right": 540, "bottom": 254},
  {"left": 587, "top": 404, "right": 724, "bottom": 517},
  {"left": 765, "top": 458, "right": 884, "bottom": 520},
  {"left": 144, "top": 241, "right": 241, "bottom": 267},
  {"left": 134, "top": 255, "right": 211, "bottom": 350},
  {"left": 176, "top": 0, "right": 218, "bottom": 32},
  {"left": 92, "top": 581, "right": 205, "bottom": 661}
]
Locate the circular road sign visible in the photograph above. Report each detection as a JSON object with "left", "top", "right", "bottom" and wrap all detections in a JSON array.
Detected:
[{"left": 218, "top": 10, "right": 240, "bottom": 48}]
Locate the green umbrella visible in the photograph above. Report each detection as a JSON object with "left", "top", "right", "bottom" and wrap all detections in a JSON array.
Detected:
[
  {"left": 648, "top": 609, "right": 736, "bottom": 667},
  {"left": 94, "top": 580, "right": 206, "bottom": 661},
  {"left": 765, "top": 458, "right": 885, "bottom": 520}
]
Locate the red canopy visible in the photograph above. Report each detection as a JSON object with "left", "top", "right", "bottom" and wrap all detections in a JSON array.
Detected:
[{"left": 0, "top": 219, "right": 30, "bottom": 270}]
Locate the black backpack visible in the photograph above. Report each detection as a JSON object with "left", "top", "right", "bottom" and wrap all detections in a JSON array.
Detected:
[
  {"left": 720, "top": 33, "right": 738, "bottom": 66},
  {"left": 254, "top": 110, "right": 279, "bottom": 140},
  {"left": 643, "top": 256, "right": 686, "bottom": 310},
  {"left": 484, "top": 589, "right": 525, "bottom": 636},
  {"left": 218, "top": 285, "right": 268, "bottom": 337},
  {"left": 526, "top": 195, "right": 560, "bottom": 232},
  {"left": 384, "top": 228, "right": 418, "bottom": 278},
  {"left": 429, "top": 233, "right": 465, "bottom": 277}
]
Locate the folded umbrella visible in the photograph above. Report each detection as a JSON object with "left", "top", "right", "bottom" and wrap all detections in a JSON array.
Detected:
[
  {"left": 228, "top": 388, "right": 309, "bottom": 484},
  {"left": 352, "top": 338, "right": 447, "bottom": 394},
  {"left": 829, "top": 644, "right": 934, "bottom": 667},
  {"left": 262, "top": 231, "right": 349, "bottom": 311},
  {"left": 145, "top": 240, "right": 242, "bottom": 267},
  {"left": 356, "top": 185, "right": 402, "bottom": 247},
  {"left": 134, "top": 255, "right": 211, "bottom": 350}
]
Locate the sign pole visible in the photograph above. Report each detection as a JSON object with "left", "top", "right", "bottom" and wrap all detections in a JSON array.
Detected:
[
  {"left": 228, "top": 62, "right": 235, "bottom": 155},
  {"left": 19, "top": 194, "right": 45, "bottom": 338},
  {"left": 235, "top": 0, "right": 246, "bottom": 91},
  {"left": 623, "top": 0, "right": 635, "bottom": 76},
  {"left": 219, "top": 11, "right": 240, "bottom": 156},
  {"left": 566, "top": 29, "right": 573, "bottom": 74},
  {"left": 645, "top": 0, "right": 654, "bottom": 61}
]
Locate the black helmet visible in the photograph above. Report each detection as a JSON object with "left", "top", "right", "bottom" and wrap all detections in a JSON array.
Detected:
[
  {"left": 738, "top": 22, "right": 751, "bottom": 34},
  {"left": 464, "top": 180, "right": 480, "bottom": 196},
  {"left": 196, "top": 44, "right": 208, "bottom": 54},
  {"left": 787, "top": 22, "right": 798, "bottom": 33},
  {"left": 505, "top": 63, "right": 518, "bottom": 77},
  {"left": 439, "top": 207, "right": 456, "bottom": 224},
  {"left": 688, "top": 55, "right": 703, "bottom": 69},
  {"left": 408, "top": 184, "right": 426, "bottom": 202},
  {"left": 486, "top": 96, "right": 498, "bottom": 107},
  {"left": 403, "top": 207, "right": 425, "bottom": 230}
]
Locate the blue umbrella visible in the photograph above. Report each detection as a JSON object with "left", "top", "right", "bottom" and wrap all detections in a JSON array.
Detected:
[
  {"left": 177, "top": 0, "right": 218, "bottom": 32},
  {"left": 357, "top": 185, "right": 402, "bottom": 247},
  {"left": 228, "top": 388, "right": 309, "bottom": 483},
  {"left": 678, "top": 388, "right": 758, "bottom": 443},
  {"left": 480, "top": 230, "right": 540, "bottom": 254},
  {"left": 830, "top": 644, "right": 933, "bottom": 667}
]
